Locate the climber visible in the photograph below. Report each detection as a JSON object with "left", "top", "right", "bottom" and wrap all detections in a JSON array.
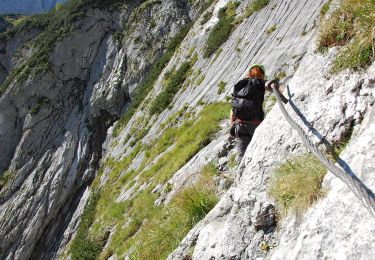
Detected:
[{"left": 230, "top": 64, "right": 287, "bottom": 162}]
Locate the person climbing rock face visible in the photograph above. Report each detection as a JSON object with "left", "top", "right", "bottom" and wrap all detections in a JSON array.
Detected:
[{"left": 230, "top": 64, "right": 286, "bottom": 162}]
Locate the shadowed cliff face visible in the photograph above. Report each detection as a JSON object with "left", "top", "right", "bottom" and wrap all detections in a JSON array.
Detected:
[{"left": 0, "top": 0, "right": 66, "bottom": 14}]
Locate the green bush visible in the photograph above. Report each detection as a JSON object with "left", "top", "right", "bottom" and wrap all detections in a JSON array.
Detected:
[
  {"left": 149, "top": 60, "right": 192, "bottom": 115},
  {"left": 203, "top": 1, "right": 240, "bottom": 58},
  {"left": 268, "top": 154, "right": 326, "bottom": 216},
  {"left": 0, "top": 170, "right": 14, "bottom": 191},
  {"left": 318, "top": 0, "right": 374, "bottom": 72},
  {"left": 217, "top": 80, "right": 226, "bottom": 94}
]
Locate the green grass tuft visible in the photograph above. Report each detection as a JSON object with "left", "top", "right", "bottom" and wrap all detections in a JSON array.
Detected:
[
  {"left": 266, "top": 24, "right": 277, "bottom": 35},
  {"left": 268, "top": 154, "right": 326, "bottom": 216},
  {"left": 318, "top": 0, "right": 374, "bottom": 73}
]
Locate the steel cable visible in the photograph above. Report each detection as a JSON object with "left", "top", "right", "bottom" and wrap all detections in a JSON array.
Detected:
[{"left": 272, "top": 87, "right": 375, "bottom": 217}]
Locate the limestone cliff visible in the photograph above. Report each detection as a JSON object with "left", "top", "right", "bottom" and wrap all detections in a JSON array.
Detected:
[{"left": 0, "top": 0, "right": 374, "bottom": 259}]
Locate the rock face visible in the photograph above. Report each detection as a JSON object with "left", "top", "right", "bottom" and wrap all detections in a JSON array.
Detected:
[
  {"left": 168, "top": 49, "right": 375, "bottom": 259},
  {"left": 1, "top": 0, "right": 374, "bottom": 259},
  {"left": 0, "top": 17, "right": 10, "bottom": 32},
  {"left": 0, "top": 0, "right": 195, "bottom": 259},
  {"left": 0, "top": 0, "right": 66, "bottom": 14}
]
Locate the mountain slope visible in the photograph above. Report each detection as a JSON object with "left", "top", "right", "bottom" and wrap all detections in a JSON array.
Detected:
[{"left": 0, "top": 0, "right": 374, "bottom": 259}]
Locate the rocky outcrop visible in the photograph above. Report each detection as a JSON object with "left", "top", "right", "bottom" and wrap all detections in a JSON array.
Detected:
[
  {"left": 169, "top": 45, "right": 375, "bottom": 258},
  {"left": 0, "top": 17, "right": 10, "bottom": 33},
  {"left": 0, "top": 0, "right": 66, "bottom": 14}
]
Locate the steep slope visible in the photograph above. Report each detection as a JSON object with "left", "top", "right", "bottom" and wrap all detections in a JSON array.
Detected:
[
  {"left": 0, "top": 0, "right": 374, "bottom": 259},
  {"left": 0, "top": 0, "right": 66, "bottom": 14}
]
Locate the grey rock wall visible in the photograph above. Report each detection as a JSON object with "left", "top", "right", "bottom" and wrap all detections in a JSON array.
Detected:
[
  {"left": 168, "top": 48, "right": 375, "bottom": 259},
  {"left": 0, "top": 0, "right": 195, "bottom": 259}
]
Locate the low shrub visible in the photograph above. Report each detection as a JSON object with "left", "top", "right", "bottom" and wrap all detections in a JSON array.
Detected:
[
  {"left": 203, "top": 1, "right": 240, "bottom": 58},
  {"left": 268, "top": 154, "right": 326, "bottom": 215},
  {"left": 217, "top": 80, "right": 226, "bottom": 94},
  {"left": 318, "top": 0, "right": 374, "bottom": 72},
  {"left": 149, "top": 60, "right": 192, "bottom": 115},
  {"left": 266, "top": 24, "right": 277, "bottom": 34}
]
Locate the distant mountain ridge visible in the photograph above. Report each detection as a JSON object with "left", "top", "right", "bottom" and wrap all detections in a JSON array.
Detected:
[{"left": 0, "top": 0, "right": 66, "bottom": 14}]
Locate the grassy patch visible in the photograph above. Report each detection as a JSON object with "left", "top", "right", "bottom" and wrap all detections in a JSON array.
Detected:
[
  {"left": 268, "top": 154, "right": 326, "bottom": 215},
  {"left": 112, "top": 23, "right": 192, "bottom": 136},
  {"left": 266, "top": 24, "right": 277, "bottom": 35},
  {"left": 228, "top": 154, "right": 237, "bottom": 169},
  {"left": 132, "top": 164, "right": 218, "bottom": 259},
  {"left": 30, "top": 96, "right": 49, "bottom": 115},
  {"left": 86, "top": 103, "right": 229, "bottom": 258},
  {"left": 235, "top": 0, "right": 270, "bottom": 25},
  {"left": 318, "top": 0, "right": 374, "bottom": 72},
  {"left": 203, "top": 1, "right": 240, "bottom": 58},
  {"left": 320, "top": 0, "right": 332, "bottom": 18},
  {"left": 201, "top": 10, "right": 213, "bottom": 25},
  {"left": 0, "top": 170, "right": 14, "bottom": 191}
]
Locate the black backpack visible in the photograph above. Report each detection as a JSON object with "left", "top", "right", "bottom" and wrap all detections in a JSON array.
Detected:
[{"left": 231, "top": 77, "right": 265, "bottom": 121}]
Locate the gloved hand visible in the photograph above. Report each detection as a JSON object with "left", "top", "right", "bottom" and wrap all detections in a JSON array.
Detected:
[{"left": 265, "top": 78, "right": 280, "bottom": 91}]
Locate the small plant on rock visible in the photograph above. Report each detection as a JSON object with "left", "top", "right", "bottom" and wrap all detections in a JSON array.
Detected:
[
  {"left": 318, "top": 0, "right": 374, "bottom": 72},
  {"left": 268, "top": 154, "right": 326, "bottom": 216},
  {"left": 217, "top": 81, "right": 227, "bottom": 94}
]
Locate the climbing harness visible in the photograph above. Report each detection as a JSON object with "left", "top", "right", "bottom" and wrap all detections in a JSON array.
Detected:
[{"left": 273, "top": 86, "right": 375, "bottom": 217}]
